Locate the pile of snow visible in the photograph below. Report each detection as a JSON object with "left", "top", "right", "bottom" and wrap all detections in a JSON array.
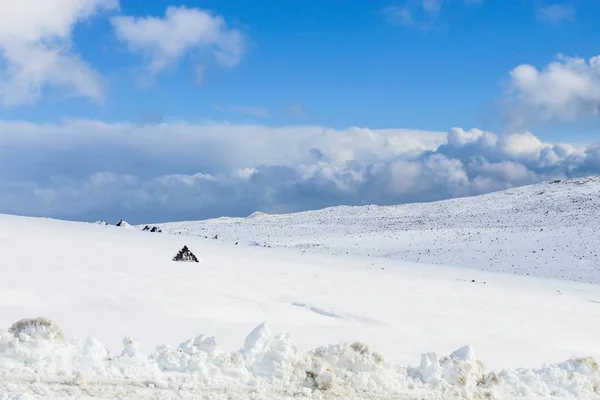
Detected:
[
  {"left": 159, "top": 177, "right": 600, "bottom": 283},
  {"left": 0, "top": 320, "right": 598, "bottom": 399},
  {"left": 95, "top": 220, "right": 109, "bottom": 226}
]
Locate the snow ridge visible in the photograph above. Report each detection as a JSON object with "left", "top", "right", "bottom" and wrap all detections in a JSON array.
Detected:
[
  {"left": 0, "top": 321, "right": 598, "bottom": 399},
  {"left": 158, "top": 177, "right": 600, "bottom": 283}
]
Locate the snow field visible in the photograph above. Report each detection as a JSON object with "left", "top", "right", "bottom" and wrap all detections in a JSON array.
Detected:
[
  {"left": 0, "top": 206, "right": 600, "bottom": 398},
  {"left": 158, "top": 177, "right": 600, "bottom": 283}
]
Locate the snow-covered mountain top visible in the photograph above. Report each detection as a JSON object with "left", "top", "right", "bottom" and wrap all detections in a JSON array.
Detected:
[{"left": 158, "top": 177, "right": 600, "bottom": 283}]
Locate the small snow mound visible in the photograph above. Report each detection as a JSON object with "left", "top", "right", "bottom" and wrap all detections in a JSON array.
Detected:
[
  {"left": 450, "top": 344, "right": 477, "bottom": 363},
  {"left": 179, "top": 334, "right": 222, "bottom": 357},
  {"left": 115, "top": 219, "right": 132, "bottom": 227},
  {"left": 121, "top": 335, "right": 140, "bottom": 357},
  {"left": 142, "top": 225, "right": 162, "bottom": 233},
  {"left": 409, "top": 344, "right": 484, "bottom": 388},
  {"left": 240, "top": 322, "right": 305, "bottom": 382},
  {"left": 313, "top": 341, "right": 384, "bottom": 374},
  {"left": 242, "top": 322, "right": 270, "bottom": 362},
  {"left": 95, "top": 220, "right": 109, "bottom": 226},
  {"left": 247, "top": 211, "right": 269, "bottom": 218},
  {"left": 8, "top": 317, "right": 64, "bottom": 341},
  {"left": 173, "top": 245, "right": 199, "bottom": 262}
]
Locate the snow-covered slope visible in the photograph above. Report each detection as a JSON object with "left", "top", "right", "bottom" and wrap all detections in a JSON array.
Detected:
[
  {"left": 158, "top": 177, "right": 600, "bottom": 283},
  {"left": 0, "top": 213, "right": 600, "bottom": 398}
]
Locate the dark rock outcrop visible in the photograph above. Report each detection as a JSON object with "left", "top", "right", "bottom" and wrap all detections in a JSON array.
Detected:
[{"left": 173, "top": 245, "right": 199, "bottom": 262}]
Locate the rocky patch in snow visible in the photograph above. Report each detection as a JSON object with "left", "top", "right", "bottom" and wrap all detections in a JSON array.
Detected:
[
  {"left": 9, "top": 317, "right": 64, "bottom": 340},
  {"left": 172, "top": 245, "right": 199, "bottom": 262}
]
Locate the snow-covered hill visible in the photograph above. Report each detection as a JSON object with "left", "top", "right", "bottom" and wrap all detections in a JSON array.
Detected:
[
  {"left": 157, "top": 177, "right": 600, "bottom": 283},
  {"left": 0, "top": 213, "right": 600, "bottom": 398}
]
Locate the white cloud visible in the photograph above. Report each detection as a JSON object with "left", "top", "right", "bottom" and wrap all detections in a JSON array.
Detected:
[
  {"left": 506, "top": 54, "right": 600, "bottom": 126},
  {"left": 111, "top": 6, "right": 245, "bottom": 76},
  {"left": 155, "top": 173, "right": 215, "bottom": 186},
  {"left": 0, "top": 120, "right": 445, "bottom": 170},
  {"left": 500, "top": 132, "right": 544, "bottom": 161},
  {"left": 536, "top": 3, "right": 574, "bottom": 23},
  {"left": 235, "top": 168, "right": 258, "bottom": 180},
  {"left": 472, "top": 160, "right": 537, "bottom": 188},
  {"left": 0, "top": 120, "right": 598, "bottom": 222},
  {"left": 0, "top": 0, "right": 117, "bottom": 106},
  {"left": 441, "top": 127, "right": 583, "bottom": 166},
  {"left": 447, "top": 127, "right": 498, "bottom": 148}
]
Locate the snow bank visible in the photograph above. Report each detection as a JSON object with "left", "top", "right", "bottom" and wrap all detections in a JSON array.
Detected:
[{"left": 1, "top": 320, "right": 598, "bottom": 399}]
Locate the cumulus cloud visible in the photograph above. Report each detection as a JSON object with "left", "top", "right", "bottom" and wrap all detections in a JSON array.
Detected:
[
  {"left": 111, "top": 6, "right": 245, "bottom": 77},
  {"left": 506, "top": 54, "right": 600, "bottom": 127},
  {"left": 0, "top": 0, "right": 117, "bottom": 106},
  {"left": 0, "top": 120, "right": 598, "bottom": 223}
]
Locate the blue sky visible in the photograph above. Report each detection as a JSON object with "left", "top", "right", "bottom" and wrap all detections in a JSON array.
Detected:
[
  {"left": 2, "top": 0, "right": 599, "bottom": 138},
  {"left": 1, "top": 0, "right": 600, "bottom": 222}
]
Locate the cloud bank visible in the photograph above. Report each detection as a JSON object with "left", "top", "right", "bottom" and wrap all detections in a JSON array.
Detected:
[{"left": 0, "top": 120, "right": 598, "bottom": 223}]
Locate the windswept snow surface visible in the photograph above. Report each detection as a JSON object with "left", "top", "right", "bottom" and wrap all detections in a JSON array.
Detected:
[
  {"left": 158, "top": 177, "right": 600, "bottom": 283},
  {"left": 0, "top": 212, "right": 599, "bottom": 398}
]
